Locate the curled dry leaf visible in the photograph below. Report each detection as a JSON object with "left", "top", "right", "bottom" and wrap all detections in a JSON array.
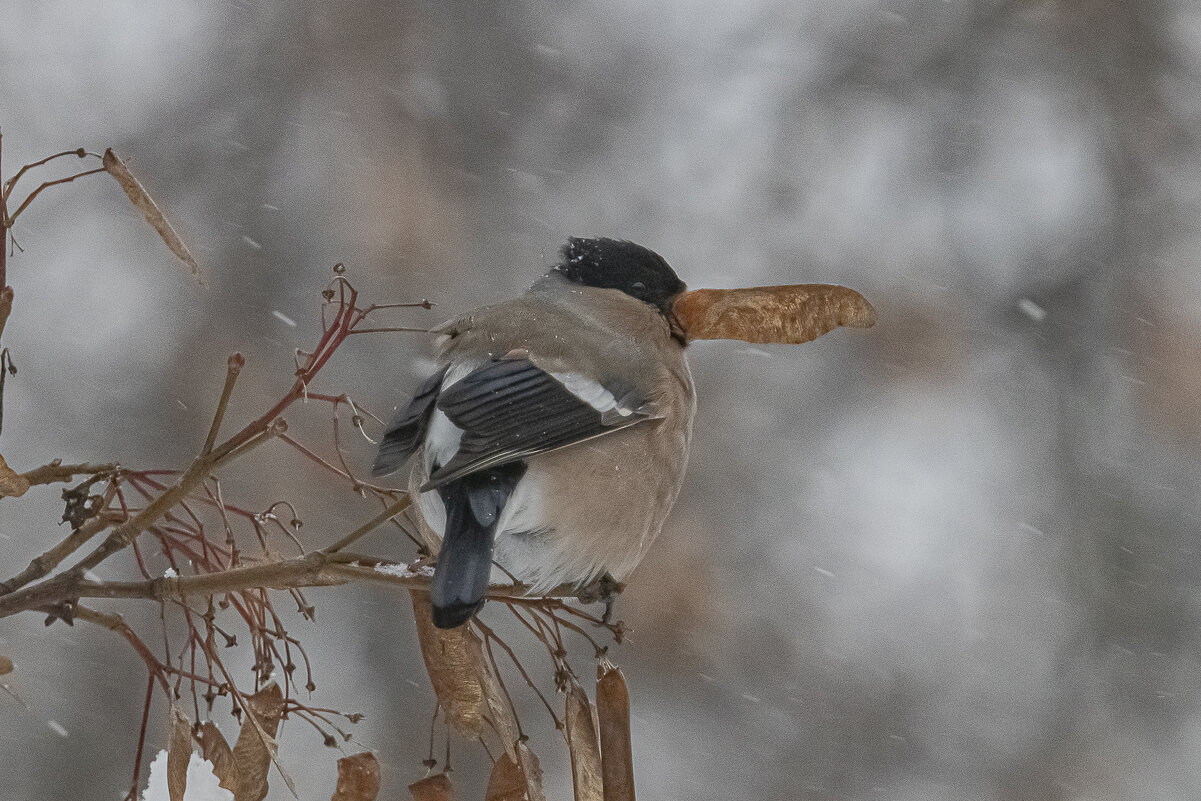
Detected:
[
  {"left": 230, "top": 683, "right": 285, "bottom": 801},
  {"left": 330, "top": 752, "right": 381, "bottom": 801},
  {"left": 0, "top": 453, "right": 30, "bottom": 498},
  {"left": 485, "top": 753, "right": 526, "bottom": 801},
  {"left": 596, "top": 668, "right": 635, "bottom": 801},
  {"left": 674, "top": 284, "right": 877, "bottom": 345},
  {"left": 409, "top": 591, "right": 518, "bottom": 758},
  {"left": 168, "top": 705, "right": 193, "bottom": 801},
  {"left": 0, "top": 654, "right": 12, "bottom": 676},
  {"left": 408, "top": 772, "right": 454, "bottom": 801},
  {"left": 200, "top": 720, "right": 240, "bottom": 795},
  {"left": 565, "top": 684, "right": 603, "bottom": 801},
  {"left": 101, "top": 148, "right": 207, "bottom": 288}
]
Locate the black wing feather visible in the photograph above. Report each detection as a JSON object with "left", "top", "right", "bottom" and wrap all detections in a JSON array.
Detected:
[
  {"left": 371, "top": 365, "right": 449, "bottom": 477},
  {"left": 422, "top": 358, "right": 651, "bottom": 490}
]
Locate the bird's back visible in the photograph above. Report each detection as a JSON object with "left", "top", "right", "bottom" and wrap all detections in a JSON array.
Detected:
[{"left": 409, "top": 273, "right": 696, "bottom": 592}]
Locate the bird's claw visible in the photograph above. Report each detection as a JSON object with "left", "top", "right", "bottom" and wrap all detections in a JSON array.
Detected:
[{"left": 576, "top": 572, "right": 625, "bottom": 625}]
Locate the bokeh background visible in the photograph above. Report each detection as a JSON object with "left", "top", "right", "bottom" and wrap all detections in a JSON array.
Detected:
[{"left": 4, "top": 1, "right": 1201, "bottom": 798}]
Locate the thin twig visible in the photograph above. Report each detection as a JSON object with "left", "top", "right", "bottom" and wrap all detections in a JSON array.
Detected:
[
  {"left": 127, "top": 674, "right": 155, "bottom": 801},
  {"left": 346, "top": 327, "right": 432, "bottom": 335},
  {"left": 1, "top": 129, "right": 6, "bottom": 289},
  {"left": 68, "top": 604, "right": 170, "bottom": 692},
  {"left": 323, "top": 497, "right": 410, "bottom": 553},
  {"left": 7, "top": 167, "right": 108, "bottom": 223},
  {"left": 202, "top": 353, "right": 244, "bottom": 455},
  {"left": 1, "top": 148, "right": 97, "bottom": 199}
]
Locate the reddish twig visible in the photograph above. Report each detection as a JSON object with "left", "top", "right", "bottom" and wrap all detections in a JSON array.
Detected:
[{"left": 127, "top": 674, "right": 155, "bottom": 801}]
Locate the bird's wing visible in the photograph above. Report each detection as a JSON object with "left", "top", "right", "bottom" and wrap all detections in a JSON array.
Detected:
[
  {"left": 371, "top": 365, "right": 450, "bottom": 477},
  {"left": 421, "top": 356, "right": 656, "bottom": 490}
]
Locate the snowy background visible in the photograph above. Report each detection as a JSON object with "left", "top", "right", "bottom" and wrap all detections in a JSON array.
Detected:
[{"left": 5, "top": 1, "right": 1201, "bottom": 799}]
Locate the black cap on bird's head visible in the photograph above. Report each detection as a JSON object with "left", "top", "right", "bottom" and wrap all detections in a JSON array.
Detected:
[{"left": 554, "top": 237, "right": 686, "bottom": 315}]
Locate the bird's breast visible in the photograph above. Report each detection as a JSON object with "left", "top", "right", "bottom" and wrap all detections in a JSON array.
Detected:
[{"left": 493, "top": 410, "right": 693, "bottom": 592}]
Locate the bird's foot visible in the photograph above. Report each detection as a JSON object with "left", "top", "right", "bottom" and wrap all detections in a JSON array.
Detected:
[{"left": 576, "top": 573, "right": 625, "bottom": 625}]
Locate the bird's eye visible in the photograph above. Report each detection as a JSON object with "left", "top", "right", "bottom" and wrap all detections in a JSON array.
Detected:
[{"left": 630, "top": 281, "right": 647, "bottom": 294}]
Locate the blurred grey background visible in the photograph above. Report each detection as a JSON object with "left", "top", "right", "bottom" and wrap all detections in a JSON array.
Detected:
[{"left": 4, "top": 0, "right": 1201, "bottom": 799}]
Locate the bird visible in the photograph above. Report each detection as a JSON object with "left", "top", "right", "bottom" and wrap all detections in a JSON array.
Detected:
[
  {"left": 372, "top": 237, "right": 696, "bottom": 629},
  {"left": 372, "top": 236, "right": 878, "bottom": 629}
]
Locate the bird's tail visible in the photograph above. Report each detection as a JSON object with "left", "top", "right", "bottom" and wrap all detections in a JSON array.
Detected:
[{"left": 430, "top": 462, "right": 526, "bottom": 628}]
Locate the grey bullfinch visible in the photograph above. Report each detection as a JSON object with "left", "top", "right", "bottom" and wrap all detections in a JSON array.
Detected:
[{"left": 372, "top": 237, "right": 875, "bottom": 629}]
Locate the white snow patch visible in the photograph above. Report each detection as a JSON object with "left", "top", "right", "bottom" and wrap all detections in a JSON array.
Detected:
[
  {"left": 374, "top": 561, "right": 432, "bottom": 578},
  {"left": 46, "top": 719, "right": 68, "bottom": 737},
  {"left": 163, "top": 568, "right": 178, "bottom": 578},
  {"left": 141, "top": 749, "right": 234, "bottom": 801}
]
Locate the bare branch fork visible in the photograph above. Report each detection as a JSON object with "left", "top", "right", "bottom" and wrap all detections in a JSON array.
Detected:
[
  {"left": 0, "top": 138, "right": 633, "bottom": 801},
  {"left": 0, "top": 269, "right": 401, "bottom": 605}
]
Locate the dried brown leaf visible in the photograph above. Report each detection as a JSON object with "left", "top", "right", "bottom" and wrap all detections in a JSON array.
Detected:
[
  {"left": 101, "top": 148, "right": 207, "bottom": 288},
  {"left": 408, "top": 772, "right": 454, "bottom": 801},
  {"left": 0, "top": 454, "right": 30, "bottom": 498},
  {"left": 485, "top": 753, "right": 527, "bottom": 801},
  {"left": 168, "top": 705, "right": 193, "bottom": 801},
  {"left": 516, "top": 742, "right": 546, "bottom": 801},
  {"left": 200, "top": 720, "right": 240, "bottom": 795},
  {"left": 331, "top": 752, "right": 381, "bottom": 801},
  {"left": 597, "top": 668, "right": 635, "bottom": 801},
  {"left": 230, "top": 683, "right": 285, "bottom": 801},
  {"left": 410, "top": 590, "right": 517, "bottom": 757},
  {"left": 565, "top": 684, "right": 603, "bottom": 801},
  {"left": 674, "top": 284, "right": 876, "bottom": 345},
  {"left": 0, "top": 655, "right": 12, "bottom": 676}
]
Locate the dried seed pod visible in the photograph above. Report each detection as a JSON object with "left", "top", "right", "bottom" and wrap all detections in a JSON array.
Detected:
[
  {"left": 410, "top": 590, "right": 486, "bottom": 737},
  {"left": 516, "top": 741, "right": 546, "bottom": 801},
  {"left": 102, "top": 148, "right": 207, "bottom": 287},
  {"left": 0, "top": 454, "right": 29, "bottom": 498},
  {"left": 331, "top": 752, "right": 381, "bottom": 801},
  {"left": 596, "top": 668, "right": 635, "bottom": 801},
  {"left": 673, "top": 284, "right": 876, "bottom": 345},
  {"left": 409, "top": 590, "right": 518, "bottom": 758},
  {"left": 565, "top": 684, "right": 603, "bottom": 801},
  {"left": 485, "top": 753, "right": 526, "bottom": 801},
  {"left": 230, "top": 683, "right": 285, "bottom": 801},
  {"left": 167, "top": 705, "right": 193, "bottom": 801},
  {"left": 199, "top": 720, "right": 239, "bottom": 795},
  {"left": 409, "top": 772, "right": 454, "bottom": 801}
]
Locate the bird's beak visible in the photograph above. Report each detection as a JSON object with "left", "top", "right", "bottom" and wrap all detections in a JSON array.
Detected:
[{"left": 671, "top": 283, "right": 876, "bottom": 345}]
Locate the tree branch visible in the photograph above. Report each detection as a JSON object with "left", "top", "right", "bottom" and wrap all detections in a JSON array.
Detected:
[
  {"left": 0, "top": 511, "right": 120, "bottom": 595},
  {"left": 0, "top": 546, "right": 578, "bottom": 620}
]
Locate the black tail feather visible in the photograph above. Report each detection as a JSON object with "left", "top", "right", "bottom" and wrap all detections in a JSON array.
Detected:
[{"left": 430, "top": 462, "right": 527, "bottom": 628}]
